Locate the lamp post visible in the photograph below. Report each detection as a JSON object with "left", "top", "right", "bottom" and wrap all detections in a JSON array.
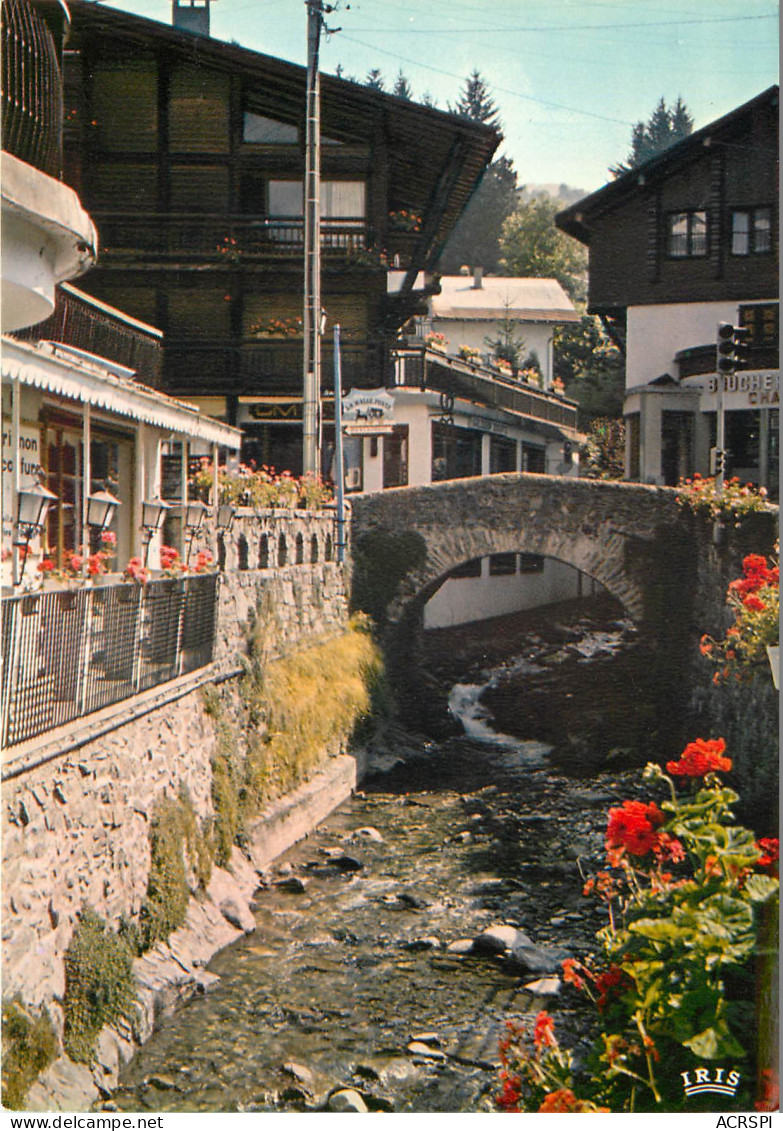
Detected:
[
  {"left": 13, "top": 477, "right": 58, "bottom": 583},
  {"left": 141, "top": 498, "right": 171, "bottom": 565},
  {"left": 216, "top": 503, "right": 236, "bottom": 535},
  {"left": 181, "top": 499, "right": 208, "bottom": 564}
]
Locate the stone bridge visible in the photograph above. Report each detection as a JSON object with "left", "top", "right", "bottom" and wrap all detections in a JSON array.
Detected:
[{"left": 349, "top": 473, "right": 777, "bottom": 742}]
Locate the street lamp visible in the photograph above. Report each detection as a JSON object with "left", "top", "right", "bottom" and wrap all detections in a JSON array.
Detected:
[
  {"left": 181, "top": 499, "right": 208, "bottom": 563},
  {"left": 141, "top": 497, "right": 171, "bottom": 564},
  {"left": 87, "top": 483, "right": 121, "bottom": 533},
  {"left": 14, "top": 476, "right": 58, "bottom": 582},
  {"left": 216, "top": 503, "right": 236, "bottom": 535}
]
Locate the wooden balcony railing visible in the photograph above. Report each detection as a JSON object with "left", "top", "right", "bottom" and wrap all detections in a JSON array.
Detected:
[{"left": 94, "top": 214, "right": 374, "bottom": 262}]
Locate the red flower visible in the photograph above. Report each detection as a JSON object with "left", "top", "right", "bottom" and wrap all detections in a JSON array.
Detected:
[
  {"left": 561, "top": 958, "right": 585, "bottom": 990},
  {"left": 666, "top": 737, "right": 732, "bottom": 778},
  {"left": 743, "top": 594, "right": 767, "bottom": 612},
  {"left": 606, "top": 800, "right": 664, "bottom": 858},
  {"left": 100, "top": 530, "right": 117, "bottom": 546},
  {"left": 538, "top": 1089, "right": 586, "bottom": 1113},
  {"left": 496, "top": 1072, "right": 522, "bottom": 1112},
  {"left": 37, "top": 558, "right": 55, "bottom": 573},
  {"left": 757, "top": 837, "right": 779, "bottom": 870},
  {"left": 594, "top": 963, "right": 629, "bottom": 1010},
  {"left": 533, "top": 1010, "right": 555, "bottom": 1051}
]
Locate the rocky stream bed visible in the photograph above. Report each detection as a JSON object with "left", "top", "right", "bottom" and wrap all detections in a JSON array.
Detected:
[{"left": 108, "top": 597, "right": 652, "bottom": 1114}]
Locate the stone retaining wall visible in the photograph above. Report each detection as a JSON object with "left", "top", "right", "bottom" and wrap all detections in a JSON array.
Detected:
[{"left": 2, "top": 514, "right": 353, "bottom": 1109}]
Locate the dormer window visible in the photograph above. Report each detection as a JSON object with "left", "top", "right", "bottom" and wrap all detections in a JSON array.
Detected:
[
  {"left": 667, "top": 210, "right": 707, "bottom": 258},
  {"left": 731, "top": 208, "right": 772, "bottom": 255}
]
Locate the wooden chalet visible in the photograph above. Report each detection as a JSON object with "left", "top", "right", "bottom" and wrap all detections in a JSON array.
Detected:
[{"left": 59, "top": 0, "right": 500, "bottom": 472}]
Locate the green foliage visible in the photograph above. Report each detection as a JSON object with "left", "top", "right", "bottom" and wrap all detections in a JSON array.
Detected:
[
  {"left": 499, "top": 196, "right": 587, "bottom": 302},
  {"left": 365, "top": 67, "right": 385, "bottom": 91},
  {"left": 438, "top": 156, "right": 518, "bottom": 275},
  {"left": 676, "top": 474, "right": 772, "bottom": 524},
  {"left": 138, "top": 793, "right": 199, "bottom": 951},
  {"left": 611, "top": 96, "right": 694, "bottom": 176},
  {"left": 1, "top": 998, "right": 58, "bottom": 1109},
  {"left": 483, "top": 300, "right": 527, "bottom": 375},
  {"left": 554, "top": 312, "right": 625, "bottom": 426},
  {"left": 351, "top": 528, "right": 428, "bottom": 626},
  {"left": 391, "top": 69, "right": 413, "bottom": 100},
  {"left": 449, "top": 69, "right": 501, "bottom": 128},
  {"left": 499, "top": 753, "right": 777, "bottom": 1112},
  {"left": 582, "top": 418, "right": 627, "bottom": 480},
  {"left": 63, "top": 907, "right": 137, "bottom": 1064}
]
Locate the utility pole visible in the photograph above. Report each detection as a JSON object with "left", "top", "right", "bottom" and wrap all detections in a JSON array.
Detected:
[{"left": 303, "top": 0, "right": 324, "bottom": 476}]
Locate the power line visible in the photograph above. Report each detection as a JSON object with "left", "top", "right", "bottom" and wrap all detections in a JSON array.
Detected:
[
  {"left": 338, "top": 33, "right": 637, "bottom": 125},
  {"left": 344, "top": 13, "right": 777, "bottom": 34}
]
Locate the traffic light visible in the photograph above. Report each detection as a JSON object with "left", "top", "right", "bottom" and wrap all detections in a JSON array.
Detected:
[
  {"left": 716, "top": 322, "right": 736, "bottom": 375},
  {"left": 733, "top": 325, "right": 752, "bottom": 369}
]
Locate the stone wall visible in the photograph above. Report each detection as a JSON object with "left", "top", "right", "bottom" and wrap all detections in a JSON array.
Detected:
[{"left": 2, "top": 509, "right": 352, "bottom": 1098}]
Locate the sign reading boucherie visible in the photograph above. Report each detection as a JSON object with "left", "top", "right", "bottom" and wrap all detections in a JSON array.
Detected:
[{"left": 701, "top": 370, "right": 779, "bottom": 411}]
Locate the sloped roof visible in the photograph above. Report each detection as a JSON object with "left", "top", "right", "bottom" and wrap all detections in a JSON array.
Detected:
[
  {"left": 556, "top": 86, "right": 779, "bottom": 244},
  {"left": 431, "top": 276, "right": 579, "bottom": 323}
]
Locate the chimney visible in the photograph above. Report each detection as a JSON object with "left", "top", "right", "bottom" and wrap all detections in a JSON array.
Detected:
[
  {"left": 472, "top": 266, "right": 483, "bottom": 289},
  {"left": 172, "top": 0, "right": 212, "bottom": 37}
]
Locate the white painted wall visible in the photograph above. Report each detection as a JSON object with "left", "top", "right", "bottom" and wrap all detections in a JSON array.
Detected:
[
  {"left": 625, "top": 301, "right": 760, "bottom": 388},
  {"left": 423, "top": 556, "right": 602, "bottom": 629},
  {"left": 432, "top": 318, "right": 555, "bottom": 383}
]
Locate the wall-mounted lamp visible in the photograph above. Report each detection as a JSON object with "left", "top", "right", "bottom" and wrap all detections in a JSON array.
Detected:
[
  {"left": 141, "top": 497, "right": 171, "bottom": 564},
  {"left": 14, "top": 476, "right": 58, "bottom": 582},
  {"left": 87, "top": 483, "right": 121, "bottom": 533},
  {"left": 180, "top": 499, "right": 208, "bottom": 563},
  {"left": 216, "top": 503, "right": 236, "bottom": 535}
]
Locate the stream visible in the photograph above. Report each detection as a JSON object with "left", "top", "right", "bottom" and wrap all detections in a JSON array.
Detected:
[{"left": 110, "top": 598, "right": 646, "bottom": 1114}]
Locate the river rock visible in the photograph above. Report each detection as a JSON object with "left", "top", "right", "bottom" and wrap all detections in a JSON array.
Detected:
[
  {"left": 351, "top": 826, "right": 384, "bottom": 843},
  {"left": 506, "top": 943, "right": 566, "bottom": 975},
  {"left": 282, "top": 1061, "right": 316, "bottom": 1092},
  {"left": 274, "top": 876, "right": 308, "bottom": 893},
  {"left": 405, "top": 936, "right": 440, "bottom": 951},
  {"left": 407, "top": 1041, "right": 446, "bottom": 1061},
  {"left": 333, "top": 854, "right": 363, "bottom": 872},
  {"left": 523, "top": 976, "right": 562, "bottom": 996},
  {"left": 446, "top": 938, "right": 474, "bottom": 955},
  {"left": 472, "top": 925, "right": 532, "bottom": 956},
  {"left": 25, "top": 1057, "right": 98, "bottom": 1112},
  {"left": 397, "top": 891, "right": 428, "bottom": 909},
  {"left": 327, "top": 1088, "right": 369, "bottom": 1112},
  {"left": 207, "top": 868, "right": 256, "bottom": 933}
]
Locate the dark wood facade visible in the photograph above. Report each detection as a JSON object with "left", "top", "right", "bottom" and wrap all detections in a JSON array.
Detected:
[
  {"left": 59, "top": 0, "right": 499, "bottom": 469},
  {"left": 557, "top": 88, "right": 779, "bottom": 317}
]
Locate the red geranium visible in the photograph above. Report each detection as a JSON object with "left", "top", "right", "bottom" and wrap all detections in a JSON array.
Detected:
[
  {"left": 533, "top": 1010, "right": 555, "bottom": 1051},
  {"left": 666, "top": 737, "right": 732, "bottom": 778},
  {"left": 606, "top": 800, "right": 664, "bottom": 858},
  {"left": 757, "top": 837, "right": 779, "bottom": 871}
]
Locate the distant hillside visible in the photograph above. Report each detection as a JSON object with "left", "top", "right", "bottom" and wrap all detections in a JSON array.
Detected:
[{"left": 518, "top": 183, "right": 586, "bottom": 206}]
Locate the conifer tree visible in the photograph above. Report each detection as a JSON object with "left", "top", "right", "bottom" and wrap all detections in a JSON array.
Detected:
[
  {"left": 449, "top": 68, "right": 501, "bottom": 130},
  {"left": 392, "top": 70, "right": 413, "bottom": 100},
  {"left": 365, "top": 68, "right": 385, "bottom": 91},
  {"left": 611, "top": 96, "right": 694, "bottom": 176}
]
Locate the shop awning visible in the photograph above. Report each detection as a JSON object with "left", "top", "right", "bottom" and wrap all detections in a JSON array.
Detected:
[{"left": 2, "top": 337, "right": 242, "bottom": 449}]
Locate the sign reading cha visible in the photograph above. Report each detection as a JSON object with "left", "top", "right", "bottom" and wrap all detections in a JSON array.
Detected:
[
  {"left": 342, "top": 388, "right": 396, "bottom": 435},
  {"left": 704, "top": 370, "right": 780, "bottom": 410}
]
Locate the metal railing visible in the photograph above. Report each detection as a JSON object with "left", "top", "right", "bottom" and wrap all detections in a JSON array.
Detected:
[
  {"left": 1, "top": 574, "right": 218, "bottom": 749},
  {"left": 1, "top": 0, "right": 64, "bottom": 178}
]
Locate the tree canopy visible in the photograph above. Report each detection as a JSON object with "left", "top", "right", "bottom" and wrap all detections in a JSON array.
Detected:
[
  {"left": 438, "top": 155, "right": 518, "bottom": 274},
  {"left": 610, "top": 97, "right": 694, "bottom": 176},
  {"left": 448, "top": 68, "right": 502, "bottom": 130},
  {"left": 499, "top": 195, "right": 587, "bottom": 303}
]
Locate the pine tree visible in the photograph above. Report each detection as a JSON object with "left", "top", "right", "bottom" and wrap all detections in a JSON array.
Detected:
[
  {"left": 610, "top": 96, "right": 694, "bottom": 176},
  {"left": 392, "top": 70, "right": 413, "bottom": 101},
  {"left": 365, "top": 68, "right": 385, "bottom": 91},
  {"left": 420, "top": 90, "right": 438, "bottom": 109},
  {"left": 449, "top": 68, "right": 501, "bottom": 130}
]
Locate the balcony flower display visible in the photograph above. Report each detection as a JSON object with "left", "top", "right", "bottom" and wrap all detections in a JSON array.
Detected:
[
  {"left": 425, "top": 331, "right": 448, "bottom": 352},
  {"left": 388, "top": 209, "right": 422, "bottom": 232},
  {"left": 552, "top": 376, "right": 566, "bottom": 396},
  {"left": 457, "top": 344, "right": 481, "bottom": 363},
  {"left": 492, "top": 358, "right": 513, "bottom": 377},
  {"left": 37, "top": 531, "right": 116, "bottom": 586},
  {"left": 248, "top": 316, "right": 304, "bottom": 339},
  {"left": 700, "top": 547, "right": 779, "bottom": 684},
  {"left": 190, "top": 459, "right": 333, "bottom": 510},
  {"left": 518, "top": 368, "right": 541, "bottom": 388},
  {"left": 216, "top": 234, "right": 241, "bottom": 262}
]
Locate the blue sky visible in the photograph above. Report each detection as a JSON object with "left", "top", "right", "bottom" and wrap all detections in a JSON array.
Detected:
[{"left": 100, "top": 0, "right": 778, "bottom": 192}]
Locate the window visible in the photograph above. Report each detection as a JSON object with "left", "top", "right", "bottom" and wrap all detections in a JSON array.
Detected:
[
  {"left": 243, "top": 113, "right": 298, "bottom": 144},
  {"left": 739, "top": 303, "right": 778, "bottom": 347},
  {"left": 383, "top": 425, "right": 408, "bottom": 489},
  {"left": 267, "top": 180, "right": 365, "bottom": 219},
  {"left": 731, "top": 208, "right": 772, "bottom": 256},
  {"left": 450, "top": 558, "right": 482, "bottom": 579},
  {"left": 518, "top": 553, "right": 545, "bottom": 573},
  {"left": 489, "top": 552, "right": 517, "bottom": 576},
  {"left": 667, "top": 210, "right": 708, "bottom": 258},
  {"left": 489, "top": 435, "right": 517, "bottom": 474}
]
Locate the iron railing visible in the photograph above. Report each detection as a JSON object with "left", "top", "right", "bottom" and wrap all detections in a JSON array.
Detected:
[
  {"left": 1, "top": 573, "right": 218, "bottom": 749},
  {"left": 1, "top": 0, "right": 64, "bottom": 178}
]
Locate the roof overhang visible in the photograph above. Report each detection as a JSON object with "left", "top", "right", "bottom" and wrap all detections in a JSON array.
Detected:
[{"left": 2, "top": 337, "right": 242, "bottom": 448}]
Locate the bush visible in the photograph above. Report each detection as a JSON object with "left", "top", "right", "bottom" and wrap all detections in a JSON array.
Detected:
[
  {"left": 138, "top": 794, "right": 194, "bottom": 951},
  {"left": 63, "top": 907, "right": 136, "bottom": 1063},
  {"left": 497, "top": 742, "right": 778, "bottom": 1112},
  {"left": 1, "top": 999, "right": 58, "bottom": 1109},
  {"left": 676, "top": 475, "right": 771, "bottom": 524}
]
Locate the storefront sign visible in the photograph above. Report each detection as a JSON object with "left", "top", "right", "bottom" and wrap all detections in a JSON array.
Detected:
[
  {"left": 702, "top": 370, "right": 779, "bottom": 411},
  {"left": 342, "top": 388, "right": 395, "bottom": 423},
  {"left": 344, "top": 422, "right": 396, "bottom": 436},
  {"left": 2, "top": 422, "right": 43, "bottom": 540}
]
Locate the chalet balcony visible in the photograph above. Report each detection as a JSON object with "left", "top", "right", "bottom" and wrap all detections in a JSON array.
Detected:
[
  {"left": 1, "top": 573, "right": 218, "bottom": 749},
  {"left": 676, "top": 343, "right": 779, "bottom": 380},
  {"left": 11, "top": 283, "right": 163, "bottom": 387},
  {"left": 1, "top": 0, "right": 64, "bottom": 178},
  {"left": 392, "top": 346, "right": 580, "bottom": 434},
  {"left": 163, "top": 338, "right": 385, "bottom": 396},
  {"left": 94, "top": 214, "right": 377, "bottom": 264}
]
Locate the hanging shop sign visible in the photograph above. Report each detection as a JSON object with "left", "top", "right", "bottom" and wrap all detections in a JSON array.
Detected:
[
  {"left": 701, "top": 370, "right": 779, "bottom": 411},
  {"left": 342, "top": 388, "right": 395, "bottom": 423}
]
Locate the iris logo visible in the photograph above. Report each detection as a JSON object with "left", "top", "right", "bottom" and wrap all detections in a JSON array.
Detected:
[{"left": 681, "top": 1067, "right": 741, "bottom": 1098}]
